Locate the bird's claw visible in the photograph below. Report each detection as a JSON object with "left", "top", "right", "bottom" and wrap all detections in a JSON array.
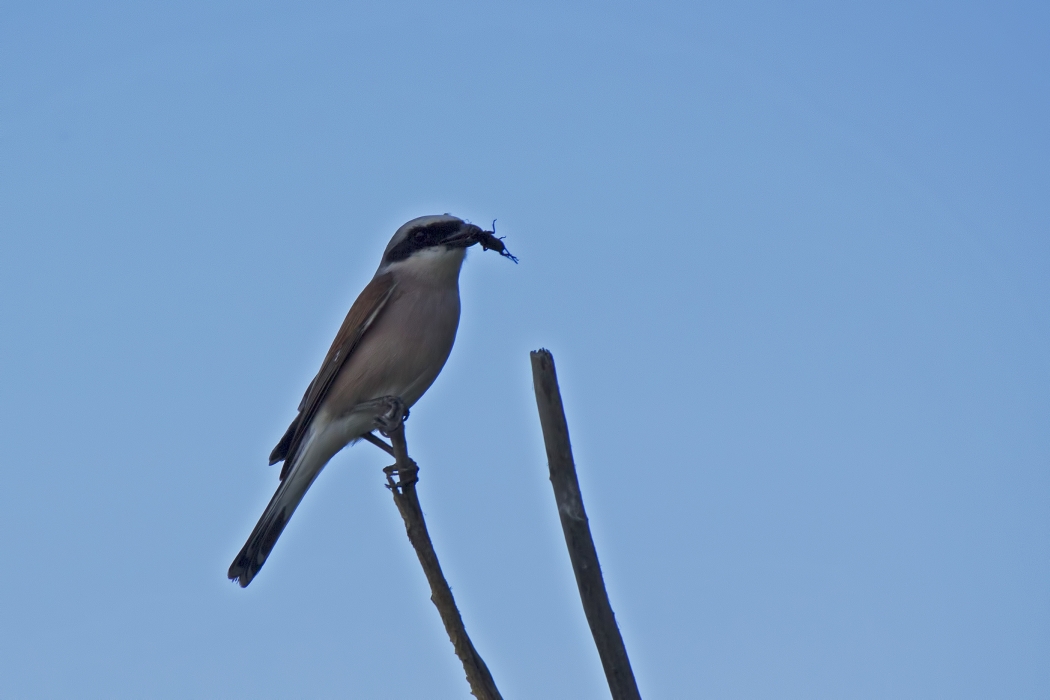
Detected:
[
  {"left": 370, "top": 396, "right": 409, "bottom": 436},
  {"left": 383, "top": 463, "right": 419, "bottom": 491}
]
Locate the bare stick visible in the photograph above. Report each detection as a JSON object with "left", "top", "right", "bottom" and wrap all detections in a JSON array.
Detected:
[
  {"left": 380, "top": 424, "right": 504, "bottom": 700},
  {"left": 530, "top": 349, "right": 642, "bottom": 700}
]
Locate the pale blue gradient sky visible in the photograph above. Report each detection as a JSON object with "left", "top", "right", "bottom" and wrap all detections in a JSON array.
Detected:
[{"left": 1, "top": 2, "right": 1047, "bottom": 698}]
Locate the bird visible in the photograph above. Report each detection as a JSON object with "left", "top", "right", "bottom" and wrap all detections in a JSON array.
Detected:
[{"left": 229, "top": 214, "right": 516, "bottom": 587}]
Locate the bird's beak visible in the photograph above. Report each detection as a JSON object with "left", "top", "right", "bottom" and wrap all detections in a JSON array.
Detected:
[
  {"left": 443, "top": 223, "right": 519, "bottom": 263},
  {"left": 442, "top": 224, "right": 485, "bottom": 249}
]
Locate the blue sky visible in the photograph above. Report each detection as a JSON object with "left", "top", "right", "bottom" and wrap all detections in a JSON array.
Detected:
[{"left": 1, "top": 2, "right": 1047, "bottom": 698}]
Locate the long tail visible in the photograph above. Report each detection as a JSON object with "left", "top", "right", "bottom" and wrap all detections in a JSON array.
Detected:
[{"left": 228, "top": 445, "right": 326, "bottom": 587}]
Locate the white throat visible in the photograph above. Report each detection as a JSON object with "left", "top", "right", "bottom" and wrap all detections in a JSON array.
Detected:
[{"left": 378, "top": 246, "right": 466, "bottom": 286}]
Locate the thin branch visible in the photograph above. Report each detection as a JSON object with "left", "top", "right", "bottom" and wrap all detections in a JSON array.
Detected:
[
  {"left": 530, "top": 348, "right": 642, "bottom": 700},
  {"left": 382, "top": 423, "right": 504, "bottom": 700}
]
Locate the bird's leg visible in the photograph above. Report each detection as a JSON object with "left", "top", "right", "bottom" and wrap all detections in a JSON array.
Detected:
[
  {"left": 357, "top": 395, "right": 417, "bottom": 490},
  {"left": 350, "top": 396, "right": 416, "bottom": 485},
  {"left": 352, "top": 395, "right": 409, "bottom": 436},
  {"left": 382, "top": 460, "right": 418, "bottom": 491},
  {"left": 360, "top": 431, "right": 394, "bottom": 456},
  {"left": 382, "top": 438, "right": 419, "bottom": 490},
  {"left": 367, "top": 395, "right": 409, "bottom": 436}
]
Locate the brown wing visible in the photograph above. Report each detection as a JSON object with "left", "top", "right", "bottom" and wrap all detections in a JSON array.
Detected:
[{"left": 270, "top": 272, "right": 396, "bottom": 480}]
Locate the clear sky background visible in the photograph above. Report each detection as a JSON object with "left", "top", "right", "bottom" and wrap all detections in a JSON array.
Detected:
[{"left": 1, "top": 2, "right": 1047, "bottom": 698}]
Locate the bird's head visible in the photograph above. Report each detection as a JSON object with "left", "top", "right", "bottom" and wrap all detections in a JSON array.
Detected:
[{"left": 379, "top": 215, "right": 517, "bottom": 275}]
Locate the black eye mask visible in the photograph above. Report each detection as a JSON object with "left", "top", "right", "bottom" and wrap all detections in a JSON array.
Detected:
[{"left": 385, "top": 220, "right": 519, "bottom": 264}]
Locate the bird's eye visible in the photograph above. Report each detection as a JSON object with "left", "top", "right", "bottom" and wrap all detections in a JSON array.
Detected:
[{"left": 413, "top": 230, "right": 427, "bottom": 243}]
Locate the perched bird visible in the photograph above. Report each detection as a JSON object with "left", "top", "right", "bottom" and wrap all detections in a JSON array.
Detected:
[{"left": 229, "top": 214, "right": 515, "bottom": 587}]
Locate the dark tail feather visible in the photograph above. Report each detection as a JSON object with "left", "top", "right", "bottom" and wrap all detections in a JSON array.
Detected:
[
  {"left": 233, "top": 422, "right": 331, "bottom": 587},
  {"left": 228, "top": 486, "right": 294, "bottom": 587},
  {"left": 269, "top": 414, "right": 299, "bottom": 467}
]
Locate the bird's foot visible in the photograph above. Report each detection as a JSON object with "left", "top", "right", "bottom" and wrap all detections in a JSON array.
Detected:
[
  {"left": 366, "top": 396, "right": 409, "bottom": 436},
  {"left": 383, "top": 462, "right": 419, "bottom": 491}
]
